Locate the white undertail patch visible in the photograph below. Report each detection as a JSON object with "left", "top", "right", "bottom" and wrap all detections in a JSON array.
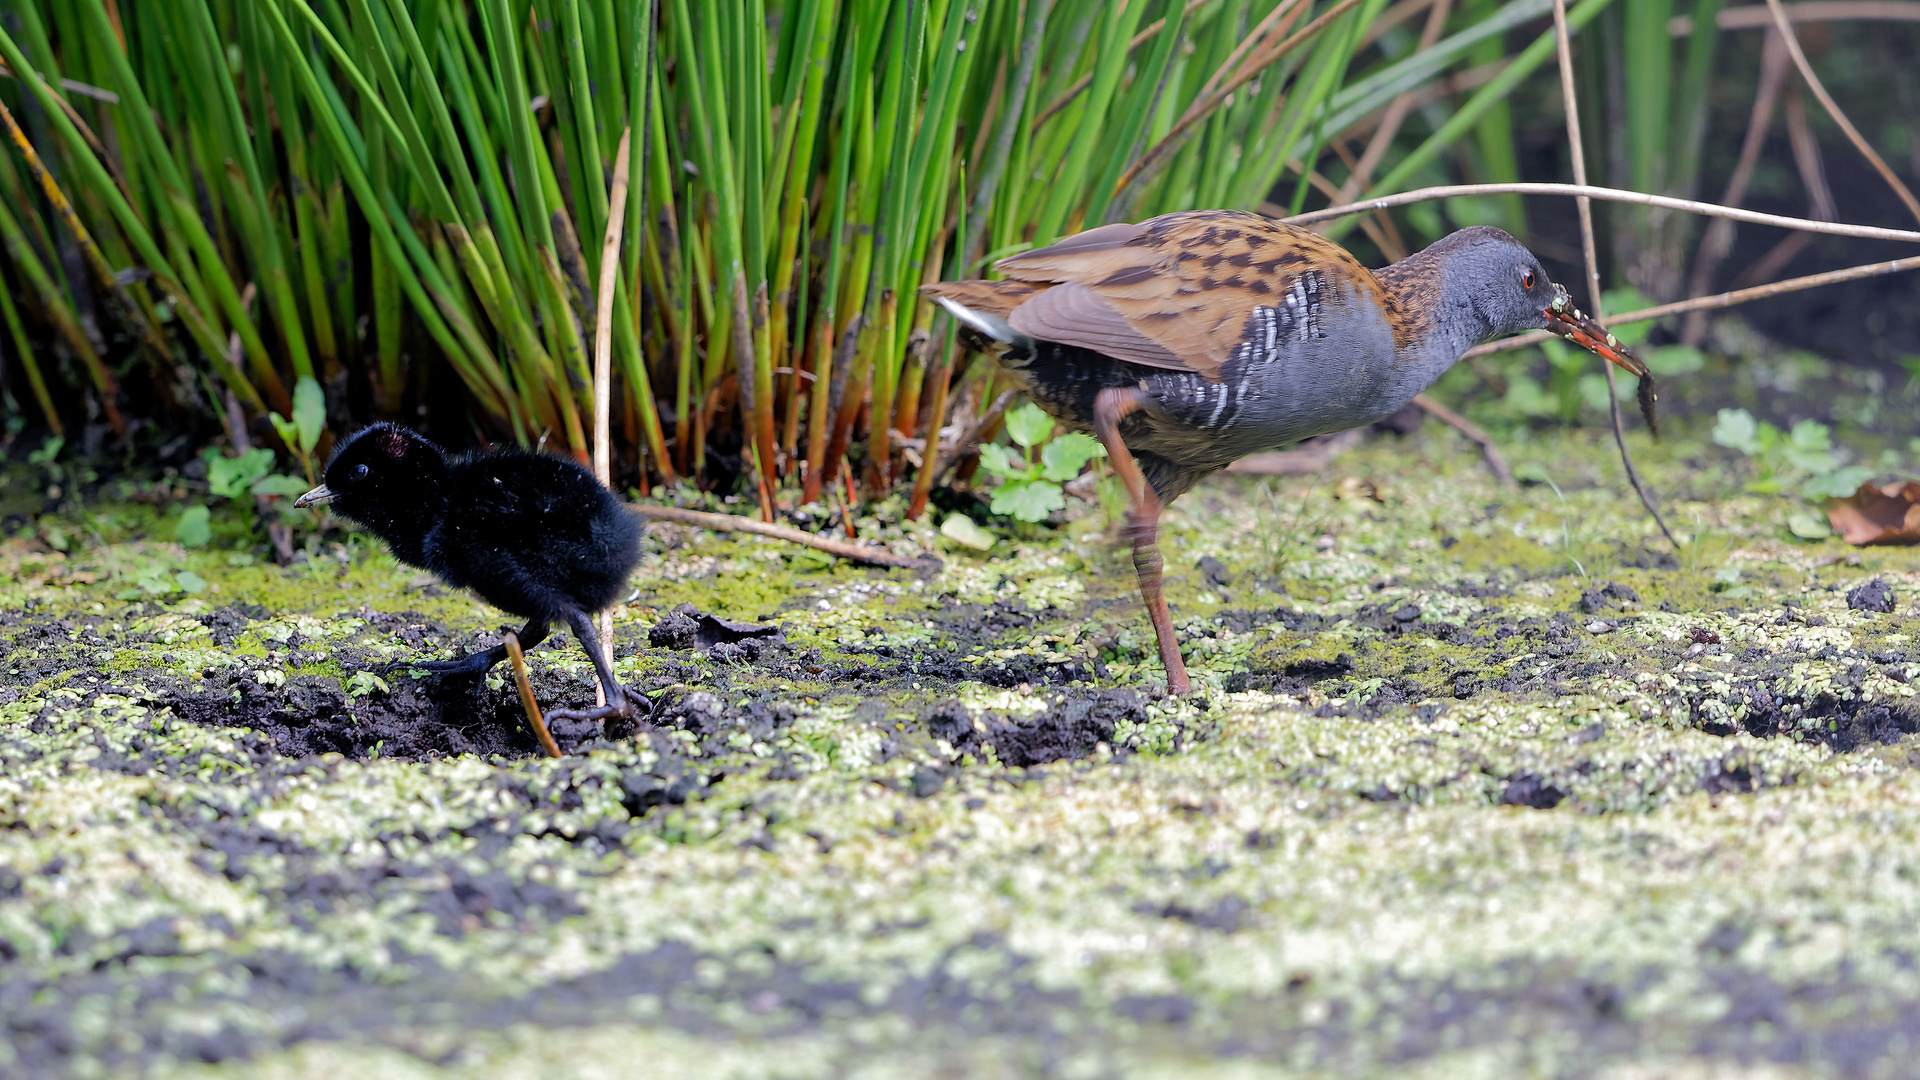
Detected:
[{"left": 933, "top": 296, "right": 1021, "bottom": 346}]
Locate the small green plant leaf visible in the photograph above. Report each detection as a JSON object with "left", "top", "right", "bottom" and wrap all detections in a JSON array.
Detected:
[
  {"left": 206, "top": 448, "right": 276, "bottom": 499},
  {"left": 1781, "top": 447, "right": 1838, "bottom": 475},
  {"left": 1712, "top": 409, "right": 1762, "bottom": 456},
  {"left": 173, "top": 569, "right": 208, "bottom": 594},
  {"left": 1779, "top": 419, "right": 1838, "bottom": 473},
  {"left": 1600, "top": 288, "right": 1655, "bottom": 346},
  {"left": 976, "top": 442, "right": 1030, "bottom": 479},
  {"left": 1577, "top": 372, "right": 1618, "bottom": 413},
  {"left": 1512, "top": 461, "right": 1554, "bottom": 486},
  {"left": 269, "top": 413, "right": 301, "bottom": 457},
  {"left": 1646, "top": 344, "right": 1705, "bottom": 376},
  {"left": 990, "top": 478, "right": 1066, "bottom": 522},
  {"left": 1786, "top": 419, "right": 1832, "bottom": 454},
  {"left": 1039, "top": 433, "right": 1105, "bottom": 482},
  {"left": 252, "top": 474, "right": 313, "bottom": 497},
  {"left": 345, "top": 670, "right": 390, "bottom": 701},
  {"left": 1786, "top": 511, "right": 1834, "bottom": 540},
  {"left": 132, "top": 565, "right": 175, "bottom": 595},
  {"left": 1801, "top": 466, "right": 1873, "bottom": 501},
  {"left": 940, "top": 513, "right": 998, "bottom": 550},
  {"left": 292, "top": 376, "right": 326, "bottom": 453},
  {"left": 173, "top": 504, "right": 212, "bottom": 548},
  {"left": 1503, "top": 375, "right": 1558, "bottom": 418},
  {"left": 1539, "top": 336, "right": 1578, "bottom": 371},
  {"left": 27, "top": 435, "right": 64, "bottom": 465},
  {"left": 1004, "top": 400, "right": 1055, "bottom": 449}
]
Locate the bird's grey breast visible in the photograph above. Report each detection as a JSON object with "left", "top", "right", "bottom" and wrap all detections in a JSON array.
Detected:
[{"left": 1141, "top": 272, "right": 1399, "bottom": 463}]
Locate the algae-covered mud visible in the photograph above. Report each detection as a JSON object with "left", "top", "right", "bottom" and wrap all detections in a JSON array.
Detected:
[{"left": 4, "top": 419, "right": 1920, "bottom": 1078}]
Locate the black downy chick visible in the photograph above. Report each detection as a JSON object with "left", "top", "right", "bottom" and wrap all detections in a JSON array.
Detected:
[{"left": 295, "top": 423, "right": 641, "bottom": 723}]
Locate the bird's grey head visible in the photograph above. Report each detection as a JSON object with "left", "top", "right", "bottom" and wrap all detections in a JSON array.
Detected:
[{"left": 1425, "top": 225, "right": 1561, "bottom": 341}]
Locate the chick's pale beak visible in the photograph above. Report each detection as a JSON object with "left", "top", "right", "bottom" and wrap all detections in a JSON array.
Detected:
[
  {"left": 1544, "top": 286, "right": 1660, "bottom": 436},
  {"left": 293, "top": 484, "right": 335, "bottom": 508}
]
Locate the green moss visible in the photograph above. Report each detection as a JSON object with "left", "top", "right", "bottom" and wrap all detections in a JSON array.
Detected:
[{"left": 5, "top": 419, "right": 1920, "bottom": 1076}]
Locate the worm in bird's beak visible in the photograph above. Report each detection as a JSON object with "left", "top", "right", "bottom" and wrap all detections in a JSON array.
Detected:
[
  {"left": 293, "top": 484, "right": 335, "bottom": 508},
  {"left": 1545, "top": 286, "right": 1660, "bottom": 436}
]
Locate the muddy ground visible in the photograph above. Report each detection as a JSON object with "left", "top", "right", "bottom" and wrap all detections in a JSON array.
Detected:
[{"left": 5, "top": 344, "right": 1920, "bottom": 1078}]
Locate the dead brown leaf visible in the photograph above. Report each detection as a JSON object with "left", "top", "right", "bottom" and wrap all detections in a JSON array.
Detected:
[{"left": 1825, "top": 480, "right": 1920, "bottom": 545}]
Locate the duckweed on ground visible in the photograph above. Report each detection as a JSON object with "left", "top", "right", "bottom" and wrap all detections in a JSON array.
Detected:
[{"left": 3, "top": 418, "right": 1919, "bottom": 1078}]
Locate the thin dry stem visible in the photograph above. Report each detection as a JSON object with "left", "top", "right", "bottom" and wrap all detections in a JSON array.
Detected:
[
  {"left": 1115, "top": 0, "right": 1367, "bottom": 202},
  {"left": 1357, "top": 0, "right": 1441, "bottom": 49},
  {"left": 591, "top": 128, "right": 632, "bottom": 709},
  {"left": 1467, "top": 253, "right": 1920, "bottom": 357},
  {"left": 1226, "top": 428, "right": 1365, "bottom": 475},
  {"left": 1340, "top": 0, "right": 1454, "bottom": 204},
  {"left": 932, "top": 388, "right": 1019, "bottom": 486},
  {"left": 1672, "top": 0, "right": 1920, "bottom": 32},
  {"left": 1194, "top": 0, "right": 1310, "bottom": 108},
  {"left": 0, "top": 65, "right": 120, "bottom": 102},
  {"left": 1412, "top": 394, "right": 1514, "bottom": 487},
  {"left": 505, "top": 632, "right": 563, "bottom": 759},
  {"left": 629, "top": 504, "right": 934, "bottom": 570},
  {"left": 1683, "top": 30, "right": 1789, "bottom": 344},
  {"left": 1030, "top": 0, "right": 1211, "bottom": 131},
  {"left": 1763, "top": 0, "right": 1920, "bottom": 223},
  {"left": 1730, "top": 83, "right": 1832, "bottom": 290},
  {"left": 1552, "top": 0, "right": 1676, "bottom": 549},
  {"left": 1283, "top": 183, "right": 1920, "bottom": 242}
]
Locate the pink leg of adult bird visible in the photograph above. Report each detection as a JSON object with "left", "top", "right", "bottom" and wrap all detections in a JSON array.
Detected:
[{"left": 1091, "top": 387, "right": 1191, "bottom": 694}]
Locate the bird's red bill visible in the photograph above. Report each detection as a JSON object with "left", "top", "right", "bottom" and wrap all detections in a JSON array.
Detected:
[{"left": 1545, "top": 288, "right": 1659, "bottom": 435}]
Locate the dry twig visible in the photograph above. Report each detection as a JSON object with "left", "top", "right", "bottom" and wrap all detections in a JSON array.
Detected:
[
  {"left": 1551, "top": 0, "right": 1676, "bottom": 548},
  {"left": 1340, "top": 0, "right": 1454, "bottom": 207},
  {"left": 1115, "top": 0, "right": 1367, "bottom": 202},
  {"left": 1683, "top": 30, "right": 1790, "bottom": 344},
  {"left": 504, "top": 631, "right": 563, "bottom": 759},
  {"left": 1672, "top": 1, "right": 1920, "bottom": 32},
  {"left": 1412, "top": 394, "right": 1514, "bottom": 487},
  {"left": 630, "top": 504, "right": 933, "bottom": 570},
  {"left": 1466, "top": 254, "right": 1920, "bottom": 358},
  {"left": 589, "top": 128, "right": 632, "bottom": 709},
  {"left": 1763, "top": 0, "right": 1920, "bottom": 223},
  {"left": 1284, "top": 182, "right": 1920, "bottom": 242},
  {"left": 1227, "top": 429, "right": 1366, "bottom": 475}
]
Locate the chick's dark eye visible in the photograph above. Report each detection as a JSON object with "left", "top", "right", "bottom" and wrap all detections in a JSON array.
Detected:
[
  {"left": 1522, "top": 270, "right": 1536, "bottom": 290},
  {"left": 352, "top": 463, "right": 370, "bottom": 482}
]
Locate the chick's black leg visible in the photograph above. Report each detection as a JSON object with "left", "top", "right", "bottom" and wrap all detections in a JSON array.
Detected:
[
  {"left": 389, "top": 619, "right": 549, "bottom": 677},
  {"left": 543, "top": 608, "right": 630, "bottom": 724}
]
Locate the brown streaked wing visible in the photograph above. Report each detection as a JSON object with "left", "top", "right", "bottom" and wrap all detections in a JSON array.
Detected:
[
  {"left": 1006, "top": 283, "right": 1189, "bottom": 371},
  {"left": 990, "top": 209, "right": 1397, "bottom": 379},
  {"left": 919, "top": 279, "right": 1045, "bottom": 321},
  {"left": 993, "top": 221, "right": 1150, "bottom": 274}
]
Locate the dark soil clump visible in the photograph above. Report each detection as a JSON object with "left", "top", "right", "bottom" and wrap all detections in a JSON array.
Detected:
[
  {"left": 1847, "top": 579, "right": 1897, "bottom": 613},
  {"left": 922, "top": 688, "right": 1151, "bottom": 767},
  {"left": 648, "top": 602, "right": 784, "bottom": 658}
]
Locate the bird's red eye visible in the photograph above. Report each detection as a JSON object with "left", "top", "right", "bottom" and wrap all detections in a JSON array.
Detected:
[{"left": 1522, "top": 271, "right": 1536, "bottom": 290}]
